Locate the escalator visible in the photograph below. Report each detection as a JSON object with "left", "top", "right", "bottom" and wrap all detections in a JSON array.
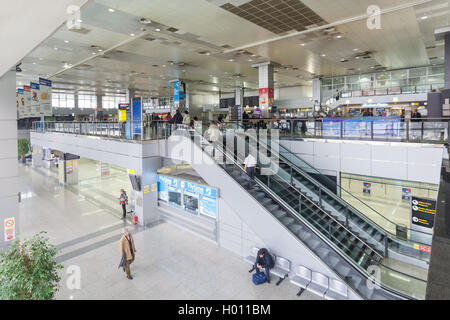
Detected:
[
  {"left": 167, "top": 126, "right": 427, "bottom": 299},
  {"left": 226, "top": 124, "right": 432, "bottom": 268}
]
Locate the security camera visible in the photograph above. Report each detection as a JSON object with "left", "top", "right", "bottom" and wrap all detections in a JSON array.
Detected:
[{"left": 16, "top": 63, "right": 22, "bottom": 73}]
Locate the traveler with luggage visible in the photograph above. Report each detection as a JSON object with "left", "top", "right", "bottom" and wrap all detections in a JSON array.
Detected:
[
  {"left": 249, "top": 248, "right": 274, "bottom": 284},
  {"left": 118, "top": 229, "right": 136, "bottom": 280}
]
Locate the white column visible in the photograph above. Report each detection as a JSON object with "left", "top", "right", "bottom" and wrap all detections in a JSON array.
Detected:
[
  {"left": 312, "top": 78, "right": 321, "bottom": 105},
  {"left": 0, "top": 71, "right": 19, "bottom": 249}
]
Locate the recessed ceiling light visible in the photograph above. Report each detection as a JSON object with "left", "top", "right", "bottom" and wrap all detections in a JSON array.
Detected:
[
  {"left": 355, "top": 56, "right": 360, "bottom": 59},
  {"left": 248, "top": 59, "right": 253, "bottom": 62},
  {"left": 335, "top": 35, "right": 343, "bottom": 39},
  {"left": 130, "top": 33, "right": 135, "bottom": 36},
  {"left": 353, "top": 48, "right": 359, "bottom": 51},
  {"left": 299, "top": 43, "right": 306, "bottom": 46},
  {"left": 64, "top": 40, "right": 69, "bottom": 43},
  {"left": 32, "top": 62, "right": 36, "bottom": 65},
  {"left": 321, "top": 54, "right": 326, "bottom": 57},
  {"left": 54, "top": 47, "right": 58, "bottom": 50},
  {"left": 229, "top": 59, "right": 234, "bottom": 62},
  {"left": 162, "top": 65, "right": 166, "bottom": 67},
  {"left": 92, "top": 52, "right": 96, "bottom": 55},
  {"left": 251, "top": 54, "right": 256, "bottom": 57},
  {"left": 108, "top": 8, "right": 115, "bottom": 12},
  {"left": 155, "top": 28, "right": 161, "bottom": 32},
  {"left": 98, "top": 49, "right": 103, "bottom": 52},
  {"left": 421, "top": 16, "right": 428, "bottom": 20}
]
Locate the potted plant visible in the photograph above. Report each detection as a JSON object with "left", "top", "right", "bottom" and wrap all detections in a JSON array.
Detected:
[
  {"left": 0, "top": 232, "right": 63, "bottom": 300},
  {"left": 18, "top": 138, "right": 30, "bottom": 163}
]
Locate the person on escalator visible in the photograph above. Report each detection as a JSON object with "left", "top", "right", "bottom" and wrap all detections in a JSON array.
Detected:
[
  {"left": 244, "top": 152, "right": 257, "bottom": 189},
  {"left": 249, "top": 248, "right": 274, "bottom": 284},
  {"left": 206, "top": 121, "right": 220, "bottom": 158}
]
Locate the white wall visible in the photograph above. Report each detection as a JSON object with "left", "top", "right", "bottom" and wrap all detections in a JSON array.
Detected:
[
  {"left": 0, "top": 0, "right": 88, "bottom": 77},
  {"left": 281, "top": 139, "right": 444, "bottom": 185}
]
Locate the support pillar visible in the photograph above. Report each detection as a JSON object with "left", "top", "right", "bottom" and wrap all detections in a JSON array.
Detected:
[
  {"left": 0, "top": 70, "right": 19, "bottom": 249},
  {"left": 430, "top": 27, "right": 450, "bottom": 118},
  {"left": 254, "top": 62, "right": 274, "bottom": 119},
  {"left": 230, "top": 87, "right": 244, "bottom": 122},
  {"left": 133, "top": 157, "right": 162, "bottom": 226}
]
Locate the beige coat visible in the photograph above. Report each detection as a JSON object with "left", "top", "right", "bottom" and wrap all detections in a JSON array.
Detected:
[{"left": 120, "top": 234, "right": 136, "bottom": 261}]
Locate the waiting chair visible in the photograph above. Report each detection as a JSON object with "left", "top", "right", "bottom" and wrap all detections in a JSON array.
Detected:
[
  {"left": 290, "top": 265, "right": 312, "bottom": 297},
  {"left": 270, "top": 255, "right": 291, "bottom": 286},
  {"left": 307, "top": 272, "right": 329, "bottom": 298},
  {"left": 325, "top": 279, "right": 348, "bottom": 300}
]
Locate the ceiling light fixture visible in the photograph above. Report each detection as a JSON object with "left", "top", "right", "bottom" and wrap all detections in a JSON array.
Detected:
[
  {"left": 130, "top": 33, "right": 135, "bottom": 36},
  {"left": 155, "top": 28, "right": 161, "bottom": 32},
  {"left": 321, "top": 54, "right": 326, "bottom": 57},
  {"left": 300, "top": 43, "right": 306, "bottom": 46},
  {"left": 421, "top": 16, "right": 428, "bottom": 20},
  {"left": 353, "top": 48, "right": 359, "bottom": 51},
  {"left": 229, "top": 59, "right": 234, "bottom": 62},
  {"left": 64, "top": 40, "right": 69, "bottom": 43},
  {"left": 108, "top": 8, "right": 115, "bottom": 12}
]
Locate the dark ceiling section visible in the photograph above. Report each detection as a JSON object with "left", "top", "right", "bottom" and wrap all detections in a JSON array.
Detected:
[{"left": 220, "top": 0, "right": 327, "bottom": 34}]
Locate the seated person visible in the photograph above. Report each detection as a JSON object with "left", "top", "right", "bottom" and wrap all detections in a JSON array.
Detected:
[{"left": 249, "top": 248, "right": 274, "bottom": 283}]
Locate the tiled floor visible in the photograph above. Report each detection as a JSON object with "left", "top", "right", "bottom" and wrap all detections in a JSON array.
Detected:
[{"left": 18, "top": 160, "right": 321, "bottom": 300}]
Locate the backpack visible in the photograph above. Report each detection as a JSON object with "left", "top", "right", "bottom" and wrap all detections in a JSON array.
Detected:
[
  {"left": 124, "top": 193, "right": 129, "bottom": 205},
  {"left": 252, "top": 271, "right": 267, "bottom": 285}
]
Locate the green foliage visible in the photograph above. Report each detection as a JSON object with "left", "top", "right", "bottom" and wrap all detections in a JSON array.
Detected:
[
  {"left": 0, "top": 232, "right": 63, "bottom": 300},
  {"left": 18, "top": 139, "right": 30, "bottom": 158}
]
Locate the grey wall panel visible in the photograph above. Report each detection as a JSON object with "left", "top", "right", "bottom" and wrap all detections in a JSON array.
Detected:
[
  {"left": 0, "top": 139, "right": 18, "bottom": 159},
  {"left": 0, "top": 177, "right": 19, "bottom": 198}
]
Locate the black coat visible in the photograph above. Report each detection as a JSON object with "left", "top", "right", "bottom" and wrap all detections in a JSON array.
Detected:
[{"left": 173, "top": 113, "right": 183, "bottom": 124}]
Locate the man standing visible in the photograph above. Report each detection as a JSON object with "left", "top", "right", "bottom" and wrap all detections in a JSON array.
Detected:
[
  {"left": 119, "top": 189, "right": 128, "bottom": 219},
  {"left": 244, "top": 152, "right": 257, "bottom": 189},
  {"left": 119, "top": 229, "right": 136, "bottom": 280}
]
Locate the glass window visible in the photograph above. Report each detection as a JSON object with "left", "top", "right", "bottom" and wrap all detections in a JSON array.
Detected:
[
  {"left": 347, "top": 75, "right": 360, "bottom": 84},
  {"left": 409, "top": 67, "right": 427, "bottom": 78},
  {"left": 321, "top": 78, "right": 332, "bottom": 86},
  {"left": 391, "top": 70, "right": 407, "bottom": 80},
  {"left": 52, "top": 92, "right": 75, "bottom": 108},
  {"left": 429, "top": 66, "right": 444, "bottom": 76},
  {"left": 333, "top": 77, "right": 345, "bottom": 85},
  {"left": 78, "top": 94, "right": 97, "bottom": 109},
  {"left": 102, "top": 95, "right": 127, "bottom": 109}
]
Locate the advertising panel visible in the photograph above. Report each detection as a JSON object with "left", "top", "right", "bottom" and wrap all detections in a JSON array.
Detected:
[
  {"left": 23, "top": 85, "right": 31, "bottom": 117},
  {"left": 30, "top": 82, "right": 41, "bottom": 117},
  {"left": 17, "top": 88, "right": 24, "bottom": 119},
  {"left": 323, "top": 117, "right": 401, "bottom": 138},
  {"left": 157, "top": 175, "right": 217, "bottom": 219},
  {"left": 132, "top": 97, "right": 142, "bottom": 136},
  {"left": 4, "top": 217, "right": 16, "bottom": 242},
  {"left": 39, "top": 78, "right": 52, "bottom": 116}
]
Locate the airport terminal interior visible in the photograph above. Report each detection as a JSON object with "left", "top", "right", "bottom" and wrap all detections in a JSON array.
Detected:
[{"left": 2, "top": 0, "right": 450, "bottom": 302}]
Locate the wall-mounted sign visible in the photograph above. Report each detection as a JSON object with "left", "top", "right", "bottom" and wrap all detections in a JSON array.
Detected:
[
  {"left": 23, "top": 85, "right": 31, "bottom": 117},
  {"left": 363, "top": 182, "right": 372, "bottom": 195},
  {"left": 143, "top": 185, "right": 150, "bottom": 194},
  {"left": 411, "top": 197, "right": 436, "bottom": 229},
  {"left": 4, "top": 217, "right": 15, "bottom": 242},
  {"left": 402, "top": 188, "right": 412, "bottom": 201}
]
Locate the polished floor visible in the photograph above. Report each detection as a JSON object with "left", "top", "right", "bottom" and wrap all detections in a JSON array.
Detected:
[{"left": 18, "top": 159, "right": 321, "bottom": 300}]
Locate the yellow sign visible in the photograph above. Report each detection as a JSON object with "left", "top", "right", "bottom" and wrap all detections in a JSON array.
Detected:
[
  {"left": 151, "top": 183, "right": 157, "bottom": 192},
  {"left": 128, "top": 169, "right": 135, "bottom": 175},
  {"left": 119, "top": 109, "right": 127, "bottom": 122},
  {"left": 144, "top": 185, "right": 150, "bottom": 194}
]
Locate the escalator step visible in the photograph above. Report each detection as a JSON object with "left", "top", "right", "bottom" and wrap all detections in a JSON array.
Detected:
[
  {"left": 289, "top": 223, "right": 304, "bottom": 234},
  {"left": 281, "top": 216, "right": 295, "bottom": 227}
]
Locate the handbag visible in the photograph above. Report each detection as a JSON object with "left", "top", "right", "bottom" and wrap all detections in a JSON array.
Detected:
[{"left": 252, "top": 271, "right": 267, "bottom": 285}]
